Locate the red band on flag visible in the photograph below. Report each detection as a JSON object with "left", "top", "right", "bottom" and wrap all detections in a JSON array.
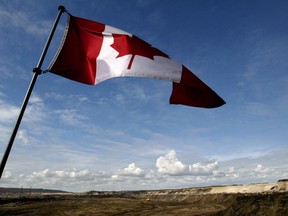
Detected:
[
  {"left": 49, "top": 15, "right": 105, "bottom": 84},
  {"left": 170, "top": 66, "right": 225, "bottom": 108}
]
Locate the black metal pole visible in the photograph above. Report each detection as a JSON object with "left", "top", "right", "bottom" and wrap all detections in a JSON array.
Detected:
[{"left": 0, "top": 5, "right": 66, "bottom": 179}]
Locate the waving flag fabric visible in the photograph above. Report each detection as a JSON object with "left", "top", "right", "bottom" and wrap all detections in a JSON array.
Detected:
[{"left": 48, "top": 15, "right": 225, "bottom": 108}]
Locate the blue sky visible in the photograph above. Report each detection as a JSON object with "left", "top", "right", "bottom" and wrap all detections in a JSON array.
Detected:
[{"left": 0, "top": 0, "right": 288, "bottom": 192}]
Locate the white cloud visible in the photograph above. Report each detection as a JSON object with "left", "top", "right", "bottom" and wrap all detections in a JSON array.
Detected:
[
  {"left": 156, "top": 150, "right": 237, "bottom": 179},
  {"left": 113, "top": 163, "right": 145, "bottom": 178},
  {"left": 118, "top": 81, "right": 149, "bottom": 103},
  {"left": 24, "top": 94, "right": 46, "bottom": 123},
  {"left": 0, "top": 99, "right": 20, "bottom": 123},
  {"left": 0, "top": 7, "right": 50, "bottom": 36},
  {"left": 2, "top": 168, "right": 110, "bottom": 191},
  {"left": 0, "top": 94, "right": 50, "bottom": 148},
  {"left": 2, "top": 171, "right": 11, "bottom": 179},
  {"left": 254, "top": 164, "right": 266, "bottom": 173},
  {"left": 29, "top": 95, "right": 43, "bottom": 104},
  {"left": 0, "top": 98, "right": 22, "bottom": 143},
  {"left": 32, "top": 169, "right": 54, "bottom": 178},
  {"left": 17, "top": 130, "right": 31, "bottom": 145},
  {"left": 0, "top": 94, "right": 45, "bottom": 126},
  {"left": 44, "top": 93, "right": 91, "bottom": 105},
  {"left": 55, "top": 109, "right": 87, "bottom": 126},
  {"left": 253, "top": 164, "right": 269, "bottom": 178},
  {"left": 55, "top": 169, "right": 92, "bottom": 179},
  {"left": 243, "top": 37, "right": 288, "bottom": 82},
  {"left": 44, "top": 92, "right": 65, "bottom": 101},
  {"left": 156, "top": 150, "right": 188, "bottom": 175},
  {"left": 189, "top": 160, "right": 219, "bottom": 176}
]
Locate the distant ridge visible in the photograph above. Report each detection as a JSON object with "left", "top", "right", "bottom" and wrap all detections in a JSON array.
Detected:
[
  {"left": 0, "top": 187, "right": 68, "bottom": 194},
  {"left": 1, "top": 179, "right": 287, "bottom": 195}
]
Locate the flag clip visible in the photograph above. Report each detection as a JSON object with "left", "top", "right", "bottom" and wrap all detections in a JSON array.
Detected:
[{"left": 33, "top": 67, "right": 43, "bottom": 75}]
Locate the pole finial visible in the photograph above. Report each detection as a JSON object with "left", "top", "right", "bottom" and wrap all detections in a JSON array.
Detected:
[{"left": 58, "top": 5, "right": 66, "bottom": 13}]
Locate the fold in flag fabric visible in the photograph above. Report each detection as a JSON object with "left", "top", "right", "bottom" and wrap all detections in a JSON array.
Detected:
[{"left": 48, "top": 14, "right": 225, "bottom": 108}]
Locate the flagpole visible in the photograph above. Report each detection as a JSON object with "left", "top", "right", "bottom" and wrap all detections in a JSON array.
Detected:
[{"left": 0, "top": 5, "right": 66, "bottom": 179}]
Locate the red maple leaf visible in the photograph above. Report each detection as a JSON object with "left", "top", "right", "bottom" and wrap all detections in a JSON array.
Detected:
[{"left": 111, "top": 34, "right": 169, "bottom": 69}]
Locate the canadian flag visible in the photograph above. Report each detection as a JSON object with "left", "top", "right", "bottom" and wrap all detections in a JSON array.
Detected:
[{"left": 48, "top": 15, "right": 225, "bottom": 108}]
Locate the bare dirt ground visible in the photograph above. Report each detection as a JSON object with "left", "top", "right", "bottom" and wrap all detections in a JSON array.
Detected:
[
  {"left": 0, "top": 196, "right": 227, "bottom": 216},
  {"left": 1, "top": 192, "right": 288, "bottom": 216},
  {"left": 1, "top": 180, "right": 288, "bottom": 215}
]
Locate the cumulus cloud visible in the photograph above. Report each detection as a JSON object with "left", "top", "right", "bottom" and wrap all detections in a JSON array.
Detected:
[
  {"left": 156, "top": 150, "right": 237, "bottom": 179},
  {"left": 26, "top": 168, "right": 103, "bottom": 181},
  {"left": 189, "top": 160, "right": 219, "bottom": 176},
  {"left": 31, "top": 169, "right": 54, "bottom": 178},
  {"left": 253, "top": 164, "right": 270, "bottom": 178},
  {"left": 113, "top": 163, "right": 145, "bottom": 178},
  {"left": 254, "top": 164, "right": 267, "bottom": 173},
  {"left": 156, "top": 150, "right": 188, "bottom": 175},
  {"left": 12, "top": 168, "right": 111, "bottom": 190}
]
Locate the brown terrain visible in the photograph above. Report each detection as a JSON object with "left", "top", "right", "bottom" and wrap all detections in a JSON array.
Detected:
[{"left": 0, "top": 179, "right": 288, "bottom": 215}]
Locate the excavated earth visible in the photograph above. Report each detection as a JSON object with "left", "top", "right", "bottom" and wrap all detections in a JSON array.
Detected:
[{"left": 0, "top": 180, "right": 288, "bottom": 215}]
